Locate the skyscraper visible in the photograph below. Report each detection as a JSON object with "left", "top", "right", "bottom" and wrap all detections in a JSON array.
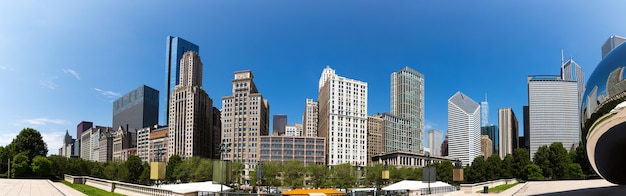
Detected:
[
  {"left": 221, "top": 70, "right": 270, "bottom": 171},
  {"left": 367, "top": 115, "right": 384, "bottom": 165},
  {"left": 527, "top": 75, "right": 579, "bottom": 157},
  {"left": 481, "top": 125, "right": 498, "bottom": 155},
  {"left": 498, "top": 108, "right": 519, "bottom": 158},
  {"left": 168, "top": 51, "right": 217, "bottom": 159},
  {"left": 164, "top": 36, "right": 199, "bottom": 125},
  {"left": 112, "top": 85, "right": 159, "bottom": 134},
  {"left": 427, "top": 129, "right": 443, "bottom": 156},
  {"left": 602, "top": 35, "right": 626, "bottom": 59},
  {"left": 390, "top": 66, "right": 425, "bottom": 153},
  {"left": 273, "top": 114, "right": 287, "bottom": 136},
  {"left": 480, "top": 98, "right": 489, "bottom": 127},
  {"left": 318, "top": 66, "right": 368, "bottom": 166},
  {"left": 302, "top": 98, "right": 319, "bottom": 137},
  {"left": 561, "top": 57, "right": 585, "bottom": 106},
  {"left": 448, "top": 92, "right": 481, "bottom": 165}
]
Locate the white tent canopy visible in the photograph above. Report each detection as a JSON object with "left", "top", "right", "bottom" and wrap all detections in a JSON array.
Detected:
[
  {"left": 160, "top": 181, "right": 232, "bottom": 193},
  {"left": 382, "top": 180, "right": 452, "bottom": 191}
]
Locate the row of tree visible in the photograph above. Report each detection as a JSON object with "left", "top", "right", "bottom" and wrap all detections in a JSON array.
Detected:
[{"left": 0, "top": 128, "right": 51, "bottom": 178}]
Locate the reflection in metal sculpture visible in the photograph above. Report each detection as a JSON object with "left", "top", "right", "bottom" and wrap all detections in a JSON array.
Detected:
[{"left": 582, "top": 37, "right": 626, "bottom": 185}]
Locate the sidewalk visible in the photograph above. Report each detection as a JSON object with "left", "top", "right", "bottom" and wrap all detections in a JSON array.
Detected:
[
  {"left": 443, "top": 179, "right": 618, "bottom": 196},
  {"left": 0, "top": 179, "right": 86, "bottom": 196}
]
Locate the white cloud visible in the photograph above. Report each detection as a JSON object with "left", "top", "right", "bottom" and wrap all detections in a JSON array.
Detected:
[
  {"left": 23, "top": 118, "right": 69, "bottom": 125},
  {"left": 40, "top": 80, "right": 57, "bottom": 89},
  {"left": 0, "top": 65, "right": 6, "bottom": 70},
  {"left": 63, "top": 69, "right": 80, "bottom": 80},
  {"left": 0, "top": 132, "right": 17, "bottom": 147},
  {"left": 94, "top": 88, "right": 121, "bottom": 99},
  {"left": 41, "top": 131, "right": 66, "bottom": 155}
]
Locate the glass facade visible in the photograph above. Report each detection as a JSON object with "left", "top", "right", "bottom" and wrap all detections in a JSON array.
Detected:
[
  {"left": 112, "top": 85, "right": 159, "bottom": 132},
  {"left": 164, "top": 36, "right": 199, "bottom": 125}
]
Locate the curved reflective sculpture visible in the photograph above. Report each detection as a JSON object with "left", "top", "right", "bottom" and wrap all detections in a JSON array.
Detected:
[{"left": 582, "top": 42, "right": 626, "bottom": 184}]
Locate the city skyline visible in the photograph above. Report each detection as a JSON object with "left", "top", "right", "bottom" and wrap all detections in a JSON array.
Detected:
[{"left": 2, "top": 1, "right": 626, "bottom": 153}]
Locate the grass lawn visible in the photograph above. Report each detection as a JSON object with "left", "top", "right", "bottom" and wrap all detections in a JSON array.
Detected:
[
  {"left": 61, "top": 180, "right": 125, "bottom": 196},
  {"left": 487, "top": 182, "right": 520, "bottom": 193}
]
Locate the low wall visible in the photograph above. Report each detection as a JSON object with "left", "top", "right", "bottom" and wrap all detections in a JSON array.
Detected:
[
  {"left": 63, "top": 174, "right": 184, "bottom": 196},
  {"left": 459, "top": 179, "right": 518, "bottom": 193}
]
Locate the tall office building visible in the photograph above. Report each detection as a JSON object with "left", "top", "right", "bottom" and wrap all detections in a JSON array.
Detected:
[
  {"left": 302, "top": 98, "right": 319, "bottom": 137},
  {"left": 481, "top": 135, "right": 493, "bottom": 158},
  {"left": 561, "top": 57, "right": 585, "bottom": 106},
  {"left": 448, "top": 92, "right": 481, "bottom": 165},
  {"left": 318, "top": 66, "right": 368, "bottom": 166},
  {"left": 112, "top": 85, "right": 159, "bottom": 133},
  {"left": 168, "top": 51, "right": 218, "bottom": 159},
  {"left": 441, "top": 135, "right": 449, "bottom": 157},
  {"left": 528, "top": 75, "right": 579, "bottom": 157},
  {"left": 481, "top": 125, "right": 498, "bottom": 155},
  {"left": 498, "top": 108, "right": 519, "bottom": 158},
  {"left": 164, "top": 36, "right": 199, "bottom": 125},
  {"left": 221, "top": 70, "right": 270, "bottom": 173},
  {"left": 480, "top": 97, "right": 489, "bottom": 127},
  {"left": 367, "top": 115, "right": 384, "bottom": 165},
  {"left": 390, "top": 66, "right": 424, "bottom": 153},
  {"left": 381, "top": 113, "right": 410, "bottom": 152},
  {"left": 427, "top": 129, "right": 443, "bottom": 156},
  {"left": 522, "top": 105, "right": 530, "bottom": 151},
  {"left": 285, "top": 123, "right": 303, "bottom": 137},
  {"left": 77, "top": 121, "right": 92, "bottom": 140},
  {"left": 602, "top": 35, "right": 626, "bottom": 59},
  {"left": 273, "top": 114, "right": 287, "bottom": 136}
]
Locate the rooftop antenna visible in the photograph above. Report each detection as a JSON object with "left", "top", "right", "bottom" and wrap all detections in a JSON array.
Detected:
[
  {"left": 485, "top": 93, "right": 488, "bottom": 102},
  {"left": 561, "top": 49, "right": 564, "bottom": 66}
]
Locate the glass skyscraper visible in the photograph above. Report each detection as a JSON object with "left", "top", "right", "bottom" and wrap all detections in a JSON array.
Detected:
[
  {"left": 112, "top": 85, "right": 159, "bottom": 132},
  {"left": 164, "top": 36, "right": 199, "bottom": 125},
  {"left": 390, "top": 66, "right": 425, "bottom": 153}
]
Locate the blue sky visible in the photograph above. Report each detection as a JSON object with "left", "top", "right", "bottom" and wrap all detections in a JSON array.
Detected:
[{"left": 1, "top": 1, "right": 626, "bottom": 154}]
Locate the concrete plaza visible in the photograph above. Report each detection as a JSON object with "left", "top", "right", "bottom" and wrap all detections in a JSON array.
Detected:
[
  {"left": 0, "top": 179, "right": 86, "bottom": 196},
  {"left": 445, "top": 179, "right": 622, "bottom": 196}
]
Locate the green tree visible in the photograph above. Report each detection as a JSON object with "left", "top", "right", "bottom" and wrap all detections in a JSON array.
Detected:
[
  {"left": 329, "top": 163, "right": 356, "bottom": 189},
  {"left": 173, "top": 157, "right": 201, "bottom": 183},
  {"left": 283, "top": 160, "right": 305, "bottom": 189},
  {"left": 364, "top": 164, "right": 383, "bottom": 188},
  {"left": 192, "top": 158, "right": 212, "bottom": 182},
  {"left": 533, "top": 145, "right": 552, "bottom": 179},
  {"left": 7, "top": 128, "right": 48, "bottom": 161},
  {"left": 259, "top": 161, "right": 282, "bottom": 187},
  {"left": 117, "top": 163, "right": 130, "bottom": 182},
  {"left": 48, "top": 155, "right": 69, "bottom": 179},
  {"left": 571, "top": 142, "right": 592, "bottom": 176},
  {"left": 166, "top": 155, "right": 182, "bottom": 183},
  {"left": 467, "top": 156, "right": 487, "bottom": 183},
  {"left": 125, "top": 155, "right": 143, "bottom": 183},
  {"left": 501, "top": 154, "right": 514, "bottom": 178},
  {"left": 306, "top": 163, "right": 328, "bottom": 188},
  {"left": 231, "top": 161, "right": 244, "bottom": 186},
  {"left": 512, "top": 148, "right": 531, "bottom": 180},
  {"left": 567, "top": 163, "right": 585, "bottom": 179},
  {"left": 486, "top": 154, "right": 502, "bottom": 180},
  {"left": 0, "top": 146, "right": 9, "bottom": 175},
  {"left": 90, "top": 162, "right": 105, "bottom": 178},
  {"left": 139, "top": 162, "right": 151, "bottom": 185},
  {"left": 389, "top": 166, "right": 402, "bottom": 183},
  {"left": 525, "top": 164, "right": 544, "bottom": 181},
  {"left": 103, "top": 163, "right": 118, "bottom": 180},
  {"left": 31, "top": 155, "right": 52, "bottom": 178},
  {"left": 11, "top": 152, "right": 31, "bottom": 178},
  {"left": 433, "top": 161, "right": 453, "bottom": 184},
  {"left": 549, "top": 142, "right": 571, "bottom": 179}
]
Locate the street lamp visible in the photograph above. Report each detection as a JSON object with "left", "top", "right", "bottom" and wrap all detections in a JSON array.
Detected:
[{"left": 218, "top": 143, "right": 232, "bottom": 193}]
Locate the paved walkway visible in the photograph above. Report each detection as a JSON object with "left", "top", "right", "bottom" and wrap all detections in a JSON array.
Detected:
[
  {"left": 0, "top": 179, "right": 86, "bottom": 196},
  {"left": 444, "top": 179, "right": 620, "bottom": 196}
]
